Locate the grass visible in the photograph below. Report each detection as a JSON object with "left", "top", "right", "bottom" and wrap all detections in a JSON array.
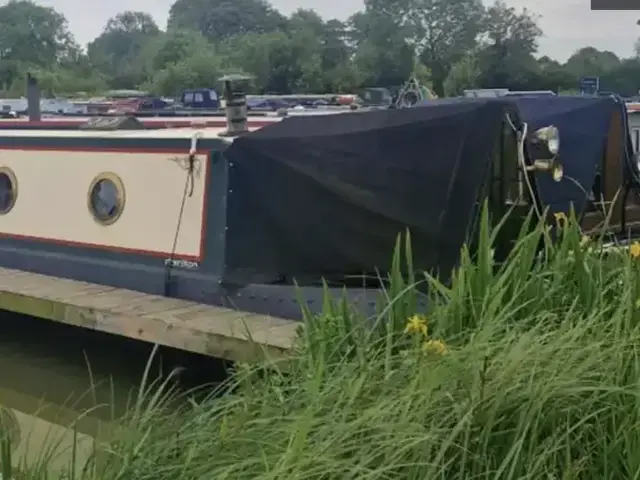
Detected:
[{"left": 5, "top": 208, "right": 640, "bottom": 479}]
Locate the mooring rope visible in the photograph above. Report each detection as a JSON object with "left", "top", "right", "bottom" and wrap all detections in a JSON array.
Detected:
[{"left": 163, "top": 131, "right": 202, "bottom": 297}]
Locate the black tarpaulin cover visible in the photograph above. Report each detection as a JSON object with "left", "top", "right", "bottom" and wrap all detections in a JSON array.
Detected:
[{"left": 222, "top": 99, "right": 519, "bottom": 285}]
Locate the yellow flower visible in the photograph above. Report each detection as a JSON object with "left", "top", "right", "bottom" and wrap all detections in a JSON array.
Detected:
[
  {"left": 630, "top": 242, "right": 640, "bottom": 259},
  {"left": 422, "top": 339, "right": 447, "bottom": 355},
  {"left": 405, "top": 315, "right": 427, "bottom": 336},
  {"left": 580, "top": 235, "right": 590, "bottom": 248},
  {"left": 554, "top": 211, "right": 568, "bottom": 228}
]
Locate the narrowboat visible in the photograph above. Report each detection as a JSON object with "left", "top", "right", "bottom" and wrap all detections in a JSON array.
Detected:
[
  {"left": 0, "top": 123, "right": 391, "bottom": 319},
  {"left": 0, "top": 93, "right": 634, "bottom": 320}
]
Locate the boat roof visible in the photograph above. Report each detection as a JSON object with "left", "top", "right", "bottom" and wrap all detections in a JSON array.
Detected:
[
  {"left": 0, "top": 126, "right": 248, "bottom": 141},
  {"left": 627, "top": 102, "right": 640, "bottom": 113}
]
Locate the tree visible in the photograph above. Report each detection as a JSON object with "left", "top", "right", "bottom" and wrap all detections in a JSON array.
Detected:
[
  {"left": 0, "top": 0, "right": 77, "bottom": 89},
  {"left": 168, "top": 0, "right": 287, "bottom": 43},
  {"left": 285, "top": 10, "right": 353, "bottom": 92},
  {"left": 20, "top": 65, "right": 109, "bottom": 96},
  {"left": 145, "top": 29, "right": 213, "bottom": 72},
  {"left": 601, "top": 59, "right": 640, "bottom": 96},
  {"left": 142, "top": 50, "right": 225, "bottom": 95},
  {"left": 564, "top": 47, "right": 620, "bottom": 79},
  {"left": 88, "top": 11, "right": 161, "bottom": 88},
  {"left": 3, "top": 0, "right": 640, "bottom": 98},
  {"left": 444, "top": 55, "right": 480, "bottom": 96},
  {"left": 348, "top": 10, "right": 414, "bottom": 88},
  {"left": 221, "top": 31, "right": 303, "bottom": 93},
  {"left": 536, "top": 56, "right": 575, "bottom": 92},
  {"left": 364, "top": 0, "right": 484, "bottom": 95},
  {"left": 0, "top": 0, "right": 76, "bottom": 65},
  {"left": 476, "top": 1, "right": 542, "bottom": 90}
]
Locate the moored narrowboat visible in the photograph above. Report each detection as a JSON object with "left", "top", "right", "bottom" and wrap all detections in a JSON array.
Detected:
[
  {"left": 0, "top": 94, "right": 635, "bottom": 321},
  {"left": 0, "top": 124, "right": 395, "bottom": 319}
]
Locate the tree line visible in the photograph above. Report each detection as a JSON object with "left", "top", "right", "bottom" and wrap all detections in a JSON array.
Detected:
[{"left": 0, "top": 0, "right": 639, "bottom": 98}]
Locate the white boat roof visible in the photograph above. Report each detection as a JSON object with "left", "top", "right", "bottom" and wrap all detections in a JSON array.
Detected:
[{"left": 0, "top": 126, "right": 253, "bottom": 140}]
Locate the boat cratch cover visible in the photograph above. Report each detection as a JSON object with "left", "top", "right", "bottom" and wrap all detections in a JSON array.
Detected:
[{"left": 223, "top": 99, "right": 520, "bottom": 285}]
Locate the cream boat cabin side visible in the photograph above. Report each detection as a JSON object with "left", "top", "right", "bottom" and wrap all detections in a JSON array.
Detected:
[
  {"left": 0, "top": 128, "right": 234, "bottom": 310},
  {"left": 0, "top": 129, "right": 223, "bottom": 263}
]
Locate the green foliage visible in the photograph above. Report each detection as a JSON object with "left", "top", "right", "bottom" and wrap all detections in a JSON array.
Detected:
[
  {"left": 87, "top": 11, "right": 161, "bottom": 90},
  {"left": 2, "top": 0, "right": 639, "bottom": 97},
  {"left": 140, "top": 50, "right": 227, "bottom": 96},
  {"left": 0, "top": 0, "right": 77, "bottom": 67},
  {"left": 6, "top": 211, "right": 640, "bottom": 478},
  {"left": 444, "top": 55, "right": 481, "bottom": 96},
  {"left": 564, "top": 46, "right": 621, "bottom": 79},
  {"left": 168, "top": 0, "right": 287, "bottom": 44},
  {"left": 144, "top": 29, "right": 212, "bottom": 73}
]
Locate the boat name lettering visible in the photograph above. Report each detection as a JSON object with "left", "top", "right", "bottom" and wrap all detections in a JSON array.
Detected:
[{"left": 164, "top": 258, "right": 199, "bottom": 269}]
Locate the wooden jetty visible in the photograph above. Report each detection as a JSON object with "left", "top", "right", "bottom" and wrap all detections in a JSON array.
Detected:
[{"left": 0, "top": 267, "right": 298, "bottom": 363}]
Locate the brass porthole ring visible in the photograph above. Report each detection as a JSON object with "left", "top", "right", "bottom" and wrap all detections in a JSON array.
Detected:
[
  {"left": 87, "top": 172, "right": 126, "bottom": 226},
  {"left": 0, "top": 166, "right": 18, "bottom": 215}
]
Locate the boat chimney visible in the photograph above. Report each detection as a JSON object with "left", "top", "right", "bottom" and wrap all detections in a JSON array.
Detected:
[
  {"left": 26, "top": 72, "right": 41, "bottom": 122},
  {"left": 219, "top": 74, "right": 251, "bottom": 137}
]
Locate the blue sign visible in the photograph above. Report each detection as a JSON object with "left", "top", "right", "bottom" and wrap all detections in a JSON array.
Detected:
[{"left": 579, "top": 76, "right": 600, "bottom": 95}]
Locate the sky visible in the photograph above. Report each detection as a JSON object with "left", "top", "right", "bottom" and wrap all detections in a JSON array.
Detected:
[{"left": 22, "top": 0, "right": 640, "bottom": 62}]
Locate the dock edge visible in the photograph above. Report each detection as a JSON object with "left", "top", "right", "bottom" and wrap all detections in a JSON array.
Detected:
[{"left": 0, "top": 268, "right": 299, "bottom": 363}]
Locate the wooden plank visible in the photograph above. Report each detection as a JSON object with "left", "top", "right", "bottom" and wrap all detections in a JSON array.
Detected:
[
  {"left": 0, "top": 267, "right": 298, "bottom": 363},
  {"left": 113, "top": 296, "right": 190, "bottom": 316},
  {"left": 64, "top": 285, "right": 119, "bottom": 301},
  {"left": 0, "top": 270, "right": 32, "bottom": 288}
]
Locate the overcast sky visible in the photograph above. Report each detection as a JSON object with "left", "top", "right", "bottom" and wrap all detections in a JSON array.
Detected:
[{"left": 26, "top": 0, "right": 640, "bottom": 61}]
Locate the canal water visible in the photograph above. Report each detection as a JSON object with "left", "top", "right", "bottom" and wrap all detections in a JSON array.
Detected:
[{"left": 0, "top": 311, "right": 229, "bottom": 474}]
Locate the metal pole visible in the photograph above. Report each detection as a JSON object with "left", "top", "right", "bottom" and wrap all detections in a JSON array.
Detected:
[{"left": 26, "top": 73, "right": 41, "bottom": 122}]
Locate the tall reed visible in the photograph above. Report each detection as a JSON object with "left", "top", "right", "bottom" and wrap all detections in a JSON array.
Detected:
[{"left": 8, "top": 208, "right": 640, "bottom": 479}]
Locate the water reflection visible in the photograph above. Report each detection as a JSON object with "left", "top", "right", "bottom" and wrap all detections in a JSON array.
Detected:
[
  {"left": 0, "top": 311, "right": 228, "bottom": 474},
  {"left": 0, "top": 390, "right": 97, "bottom": 474}
]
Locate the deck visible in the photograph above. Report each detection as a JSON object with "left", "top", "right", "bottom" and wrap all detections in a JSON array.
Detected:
[{"left": 0, "top": 267, "right": 299, "bottom": 362}]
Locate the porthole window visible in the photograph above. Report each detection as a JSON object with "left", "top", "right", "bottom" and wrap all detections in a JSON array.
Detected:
[
  {"left": 0, "top": 167, "right": 18, "bottom": 214},
  {"left": 87, "top": 173, "right": 125, "bottom": 225}
]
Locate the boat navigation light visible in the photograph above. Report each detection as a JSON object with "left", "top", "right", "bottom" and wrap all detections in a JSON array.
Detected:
[
  {"left": 534, "top": 125, "right": 560, "bottom": 155},
  {"left": 525, "top": 125, "right": 563, "bottom": 182},
  {"left": 526, "top": 158, "right": 564, "bottom": 182}
]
